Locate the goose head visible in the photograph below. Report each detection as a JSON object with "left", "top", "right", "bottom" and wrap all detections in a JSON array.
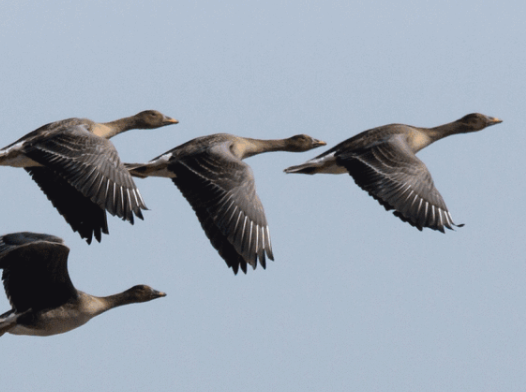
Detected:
[
  {"left": 457, "top": 113, "right": 502, "bottom": 132},
  {"left": 123, "top": 284, "right": 167, "bottom": 303},
  {"left": 132, "top": 110, "right": 179, "bottom": 129},
  {"left": 285, "top": 134, "right": 327, "bottom": 152}
]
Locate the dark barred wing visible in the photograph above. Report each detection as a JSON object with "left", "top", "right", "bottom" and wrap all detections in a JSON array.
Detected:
[
  {"left": 170, "top": 143, "right": 273, "bottom": 274},
  {"left": 337, "top": 136, "right": 462, "bottom": 232},
  {"left": 25, "top": 167, "right": 109, "bottom": 243},
  {"left": 0, "top": 232, "right": 76, "bottom": 313},
  {"left": 23, "top": 125, "right": 147, "bottom": 243}
]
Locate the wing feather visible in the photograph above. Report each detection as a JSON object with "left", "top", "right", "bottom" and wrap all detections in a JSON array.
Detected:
[
  {"left": 337, "top": 135, "right": 462, "bottom": 232},
  {"left": 170, "top": 142, "right": 273, "bottom": 274},
  {"left": 0, "top": 233, "right": 76, "bottom": 312},
  {"left": 22, "top": 125, "right": 146, "bottom": 242}
]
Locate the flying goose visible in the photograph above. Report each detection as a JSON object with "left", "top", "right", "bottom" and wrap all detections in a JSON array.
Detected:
[
  {"left": 126, "top": 133, "right": 326, "bottom": 274},
  {"left": 285, "top": 113, "right": 502, "bottom": 232},
  {"left": 0, "top": 232, "right": 166, "bottom": 337},
  {"left": 0, "top": 110, "right": 178, "bottom": 243}
]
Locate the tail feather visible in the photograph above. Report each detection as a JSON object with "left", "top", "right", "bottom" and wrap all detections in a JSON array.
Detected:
[
  {"left": 284, "top": 163, "right": 318, "bottom": 174},
  {"left": 124, "top": 158, "right": 175, "bottom": 179},
  {"left": 285, "top": 153, "right": 346, "bottom": 175},
  {"left": 0, "top": 310, "right": 23, "bottom": 337},
  {"left": 124, "top": 163, "right": 154, "bottom": 178}
]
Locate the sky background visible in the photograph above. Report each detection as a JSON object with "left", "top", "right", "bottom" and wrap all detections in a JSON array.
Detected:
[{"left": 0, "top": 1, "right": 525, "bottom": 391}]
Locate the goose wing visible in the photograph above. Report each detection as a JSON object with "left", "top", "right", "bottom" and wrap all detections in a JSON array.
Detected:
[
  {"left": 0, "top": 232, "right": 76, "bottom": 313},
  {"left": 22, "top": 125, "right": 147, "bottom": 243},
  {"left": 25, "top": 167, "right": 109, "bottom": 243},
  {"left": 336, "top": 135, "right": 461, "bottom": 232},
  {"left": 169, "top": 142, "right": 274, "bottom": 274}
]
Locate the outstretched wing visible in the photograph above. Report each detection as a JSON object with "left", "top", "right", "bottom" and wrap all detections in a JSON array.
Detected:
[
  {"left": 25, "top": 167, "right": 109, "bottom": 243},
  {"left": 170, "top": 143, "right": 274, "bottom": 274},
  {"left": 337, "top": 135, "right": 462, "bottom": 232},
  {"left": 0, "top": 232, "right": 76, "bottom": 313},
  {"left": 23, "top": 125, "right": 147, "bottom": 243}
]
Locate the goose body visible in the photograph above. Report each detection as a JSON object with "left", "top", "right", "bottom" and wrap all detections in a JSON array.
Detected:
[
  {"left": 0, "top": 232, "right": 166, "bottom": 337},
  {"left": 126, "top": 133, "right": 326, "bottom": 274},
  {"left": 285, "top": 113, "right": 502, "bottom": 232},
  {"left": 0, "top": 111, "right": 178, "bottom": 243}
]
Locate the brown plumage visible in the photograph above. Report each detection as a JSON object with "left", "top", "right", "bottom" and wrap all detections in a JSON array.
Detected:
[
  {"left": 0, "top": 232, "right": 166, "bottom": 337},
  {"left": 0, "top": 110, "right": 178, "bottom": 243},
  {"left": 285, "top": 113, "right": 502, "bottom": 232},
  {"left": 126, "top": 133, "right": 326, "bottom": 274}
]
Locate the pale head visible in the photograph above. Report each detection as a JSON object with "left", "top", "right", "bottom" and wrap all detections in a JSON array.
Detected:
[
  {"left": 457, "top": 113, "right": 502, "bottom": 132},
  {"left": 133, "top": 110, "right": 179, "bottom": 129},
  {"left": 286, "top": 134, "right": 327, "bottom": 152}
]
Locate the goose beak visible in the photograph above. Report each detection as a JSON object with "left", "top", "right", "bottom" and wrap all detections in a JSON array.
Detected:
[
  {"left": 487, "top": 116, "right": 502, "bottom": 126},
  {"left": 152, "top": 289, "right": 167, "bottom": 299},
  {"left": 164, "top": 116, "right": 179, "bottom": 125},
  {"left": 313, "top": 139, "right": 327, "bottom": 148}
]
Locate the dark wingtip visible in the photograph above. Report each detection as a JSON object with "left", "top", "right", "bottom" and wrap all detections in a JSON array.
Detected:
[
  {"left": 230, "top": 261, "right": 241, "bottom": 275},
  {"left": 95, "top": 228, "right": 102, "bottom": 243},
  {"left": 135, "top": 208, "right": 145, "bottom": 221},
  {"left": 259, "top": 252, "right": 267, "bottom": 270},
  {"left": 239, "top": 262, "right": 247, "bottom": 274}
]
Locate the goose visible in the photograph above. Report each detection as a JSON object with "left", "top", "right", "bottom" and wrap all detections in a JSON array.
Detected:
[
  {"left": 284, "top": 113, "right": 502, "bottom": 232},
  {"left": 125, "top": 133, "right": 326, "bottom": 274},
  {"left": 0, "top": 232, "right": 166, "bottom": 337},
  {"left": 0, "top": 110, "right": 178, "bottom": 243}
]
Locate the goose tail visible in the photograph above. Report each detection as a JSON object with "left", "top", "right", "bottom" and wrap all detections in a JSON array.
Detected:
[
  {"left": 124, "top": 163, "right": 151, "bottom": 178},
  {"left": 284, "top": 162, "right": 319, "bottom": 174}
]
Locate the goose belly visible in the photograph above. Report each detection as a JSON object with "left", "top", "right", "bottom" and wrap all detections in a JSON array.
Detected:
[{"left": 9, "top": 310, "right": 92, "bottom": 337}]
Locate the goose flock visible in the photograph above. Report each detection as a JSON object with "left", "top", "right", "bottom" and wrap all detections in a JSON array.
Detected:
[{"left": 0, "top": 111, "right": 501, "bottom": 337}]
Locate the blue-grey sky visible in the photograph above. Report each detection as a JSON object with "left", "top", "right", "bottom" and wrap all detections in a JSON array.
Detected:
[{"left": 1, "top": 1, "right": 524, "bottom": 391}]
